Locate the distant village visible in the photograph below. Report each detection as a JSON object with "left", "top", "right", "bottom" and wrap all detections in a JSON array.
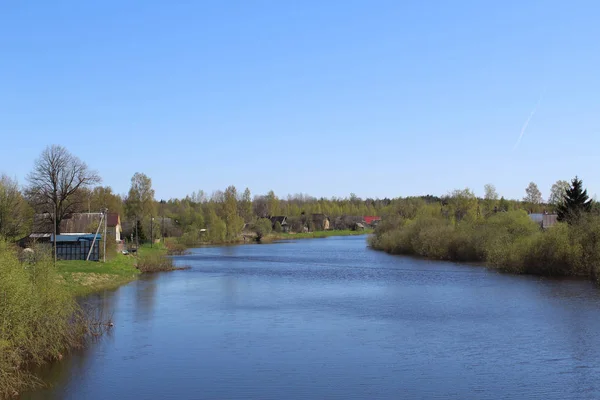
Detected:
[{"left": 17, "top": 211, "right": 382, "bottom": 261}]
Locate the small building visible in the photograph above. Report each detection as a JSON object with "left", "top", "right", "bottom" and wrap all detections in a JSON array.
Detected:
[
  {"left": 106, "top": 213, "right": 122, "bottom": 242},
  {"left": 354, "top": 222, "right": 366, "bottom": 231},
  {"left": 529, "top": 213, "right": 558, "bottom": 229},
  {"left": 52, "top": 234, "right": 102, "bottom": 261},
  {"left": 542, "top": 214, "right": 558, "bottom": 229},
  {"left": 269, "top": 216, "right": 289, "bottom": 232},
  {"left": 311, "top": 214, "right": 330, "bottom": 230},
  {"left": 363, "top": 216, "right": 381, "bottom": 227}
]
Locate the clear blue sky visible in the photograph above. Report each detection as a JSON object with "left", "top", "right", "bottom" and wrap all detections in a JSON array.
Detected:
[{"left": 1, "top": 1, "right": 599, "bottom": 201}]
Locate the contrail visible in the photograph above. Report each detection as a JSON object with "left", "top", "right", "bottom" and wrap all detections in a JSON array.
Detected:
[{"left": 513, "top": 92, "right": 544, "bottom": 151}]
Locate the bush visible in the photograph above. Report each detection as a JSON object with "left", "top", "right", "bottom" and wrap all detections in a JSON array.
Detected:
[
  {"left": 370, "top": 200, "right": 600, "bottom": 283},
  {"left": 165, "top": 240, "right": 188, "bottom": 255},
  {"left": 136, "top": 253, "right": 180, "bottom": 273},
  {"left": 0, "top": 242, "right": 87, "bottom": 397},
  {"left": 253, "top": 218, "right": 273, "bottom": 241}
]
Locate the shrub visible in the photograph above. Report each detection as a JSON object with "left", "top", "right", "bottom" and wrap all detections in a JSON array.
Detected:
[
  {"left": 165, "top": 240, "right": 188, "bottom": 255},
  {"left": 0, "top": 242, "right": 87, "bottom": 397},
  {"left": 253, "top": 218, "right": 272, "bottom": 240},
  {"left": 136, "top": 253, "right": 179, "bottom": 273}
]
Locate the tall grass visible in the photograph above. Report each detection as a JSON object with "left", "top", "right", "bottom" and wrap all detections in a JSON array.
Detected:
[
  {"left": 136, "top": 253, "right": 189, "bottom": 273},
  {"left": 0, "top": 242, "right": 88, "bottom": 398},
  {"left": 370, "top": 211, "right": 600, "bottom": 280}
]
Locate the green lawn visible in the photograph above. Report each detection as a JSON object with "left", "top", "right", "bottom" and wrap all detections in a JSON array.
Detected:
[{"left": 57, "top": 244, "right": 167, "bottom": 296}]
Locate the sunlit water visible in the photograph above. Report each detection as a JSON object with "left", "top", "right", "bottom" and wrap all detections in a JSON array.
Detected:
[{"left": 23, "top": 235, "right": 600, "bottom": 399}]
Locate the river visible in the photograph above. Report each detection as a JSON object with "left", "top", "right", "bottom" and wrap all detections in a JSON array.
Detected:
[{"left": 22, "top": 235, "right": 600, "bottom": 399}]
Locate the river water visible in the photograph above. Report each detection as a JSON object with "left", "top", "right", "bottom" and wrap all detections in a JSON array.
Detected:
[{"left": 23, "top": 235, "right": 600, "bottom": 399}]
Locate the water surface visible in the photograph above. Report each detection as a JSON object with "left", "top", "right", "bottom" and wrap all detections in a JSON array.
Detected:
[{"left": 23, "top": 236, "right": 600, "bottom": 399}]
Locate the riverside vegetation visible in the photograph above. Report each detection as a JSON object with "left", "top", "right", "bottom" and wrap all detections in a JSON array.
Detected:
[
  {"left": 0, "top": 241, "right": 179, "bottom": 398},
  {"left": 0, "top": 242, "right": 88, "bottom": 398},
  {"left": 370, "top": 177, "right": 600, "bottom": 283}
]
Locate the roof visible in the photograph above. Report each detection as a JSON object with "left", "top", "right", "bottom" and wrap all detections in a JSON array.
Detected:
[
  {"left": 363, "top": 216, "right": 381, "bottom": 224},
  {"left": 311, "top": 214, "right": 329, "bottom": 221},
  {"left": 529, "top": 213, "right": 544, "bottom": 223},
  {"left": 51, "top": 234, "right": 102, "bottom": 242},
  {"left": 33, "top": 213, "right": 121, "bottom": 234},
  {"left": 269, "top": 216, "right": 288, "bottom": 225},
  {"left": 106, "top": 213, "right": 120, "bottom": 227}
]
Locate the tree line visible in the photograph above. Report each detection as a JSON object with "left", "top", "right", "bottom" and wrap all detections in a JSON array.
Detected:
[{"left": 0, "top": 145, "right": 596, "bottom": 245}]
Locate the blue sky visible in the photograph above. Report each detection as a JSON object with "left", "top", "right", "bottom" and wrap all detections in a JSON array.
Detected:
[{"left": 1, "top": 1, "right": 599, "bottom": 201}]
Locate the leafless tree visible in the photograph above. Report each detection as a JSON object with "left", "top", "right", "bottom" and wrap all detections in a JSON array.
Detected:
[{"left": 26, "top": 145, "right": 101, "bottom": 235}]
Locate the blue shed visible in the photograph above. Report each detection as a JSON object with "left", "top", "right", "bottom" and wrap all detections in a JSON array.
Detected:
[{"left": 51, "top": 234, "right": 102, "bottom": 261}]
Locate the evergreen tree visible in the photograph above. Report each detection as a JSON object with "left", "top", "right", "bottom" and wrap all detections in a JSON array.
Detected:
[{"left": 557, "top": 176, "right": 593, "bottom": 223}]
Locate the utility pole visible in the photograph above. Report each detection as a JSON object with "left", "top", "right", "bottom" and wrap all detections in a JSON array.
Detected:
[
  {"left": 53, "top": 188, "right": 57, "bottom": 266},
  {"left": 135, "top": 216, "right": 139, "bottom": 250},
  {"left": 103, "top": 208, "right": 108, "bottom": 263},
  {"left": 160, "top": 199, "right": 165, "bottom": 243},
  {"left": 53, "top": 202, "right": 57, "bottom": 266}
]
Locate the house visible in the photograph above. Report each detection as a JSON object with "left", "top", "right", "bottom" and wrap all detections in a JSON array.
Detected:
[
  {"left": 311, "top": 214, "right": 330, "bottom": 230},
  {"left": 52, "top": 234, "right": 102, "bottom": 261},
  {"left": 529, "top": 213, "right": 558, "bottom": 229},
  {"left": 354, "top": 222, "right": 367, "bottom": 231},
  {"left": 363, "top": 216, "right": 381, "bottom": 227},
  {"left": 106, "top": 213, "right": 122, "bottom": 242},
  {"left": 269, "top": 216, "right": 289, "bottom": 232},
  {"left": 332, "top": 215, "right": 365, "bottom": 230},
  {"left": 32, "top": 212, "right": 122, "bottom": 242}
]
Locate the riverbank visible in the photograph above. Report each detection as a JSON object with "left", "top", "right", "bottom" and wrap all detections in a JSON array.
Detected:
[
  {"left": 57, "top": 245, "right": 169, "bottom": 296},
  {"left": 0, "top": 243, "right": 177, "bottom": 398},
  {"left": 370, "top": 210, "right": 600, "bottom": 283},
  {"left": 265, "top": 229, "right": 373, "bottom": 242}
]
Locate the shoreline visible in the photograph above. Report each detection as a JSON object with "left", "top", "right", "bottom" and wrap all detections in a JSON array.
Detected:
[{"left": 61, "top": 231, "right": 373, "bottom": 296}]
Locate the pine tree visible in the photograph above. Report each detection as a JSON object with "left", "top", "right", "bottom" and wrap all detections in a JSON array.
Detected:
[{"left": 557, "top": 176, "right": 593, "bottom": 223}]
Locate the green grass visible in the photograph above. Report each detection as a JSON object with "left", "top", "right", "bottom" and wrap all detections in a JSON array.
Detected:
[{"left": 56, "top": 244, "right": 167, "bottom": 296}]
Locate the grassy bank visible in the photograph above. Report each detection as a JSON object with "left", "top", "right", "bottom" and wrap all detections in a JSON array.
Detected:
[
  {"left": 56, "top": 244, "right": 169, "bottom": 296},
  {"left": 370, "top": 210, "right": 600, "bottom": 281},
  {"left": 268, "top": 229, "right": 373, "bottom": 241}
]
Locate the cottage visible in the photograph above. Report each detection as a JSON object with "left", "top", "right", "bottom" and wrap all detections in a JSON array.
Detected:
[
  {"left": 311, "top": 214, "right": 330, "bottom": 231},
  {"left": 269, "top": 216, "right": 289, "bottom": 232}
]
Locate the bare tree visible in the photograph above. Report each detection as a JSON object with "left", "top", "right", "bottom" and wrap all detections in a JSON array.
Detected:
[{"left": 26, "top": 145, "right": 101, "bottom": 235}]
